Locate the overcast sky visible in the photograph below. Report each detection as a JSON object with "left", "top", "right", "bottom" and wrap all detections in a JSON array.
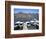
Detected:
[{"left": 14, "top": 8, "right": 39, "bottom": 14}]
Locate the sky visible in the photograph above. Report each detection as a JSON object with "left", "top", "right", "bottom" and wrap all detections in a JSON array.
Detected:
[{"left": 14, "top": 8, "right": 39, "bottom": 14}]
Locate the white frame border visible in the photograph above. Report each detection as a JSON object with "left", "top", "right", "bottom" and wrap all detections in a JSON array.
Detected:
[{"left": 11, "top": 5, "right": 42, "bottom": 34}]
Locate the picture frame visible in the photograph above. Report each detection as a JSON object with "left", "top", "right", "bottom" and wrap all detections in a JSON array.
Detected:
[{"left": 5, "top": 1, "right": 45, "bottom": 38}]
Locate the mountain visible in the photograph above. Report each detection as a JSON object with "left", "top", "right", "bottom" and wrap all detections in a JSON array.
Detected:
[{"left": 14, "top": 13, "right": 39, "bottom": 22}]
